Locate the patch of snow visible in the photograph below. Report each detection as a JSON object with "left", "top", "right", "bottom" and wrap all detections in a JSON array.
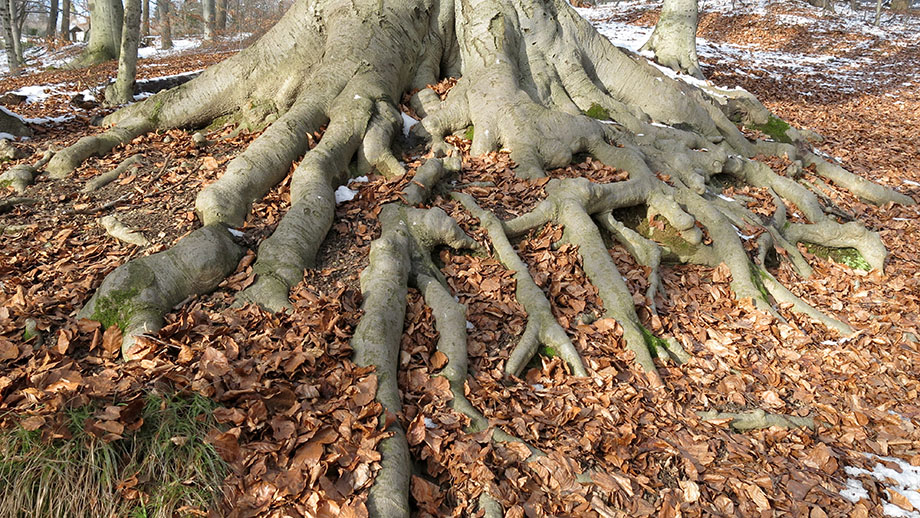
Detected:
[
  {"left": 227, "top": 228, "right": 245, "bottom": 237},
  {"left": 334, "top": 185, "right": 358, "bottom": 204},
  {"left": 0, "top": 132, "right": 18, "bottom": 141},
  {"left": 904, "top": 180, "right": 920, "bottom": 187},
  {"left": 424, "top": 417, "right": 437, "bottom": 429},
  {"left": 532, "top": 384, "right": 545, "bottom": 391},
  {"left": 893, "top": 218, "right": 911, "bottom": 221},
  {"left": 349, "top": 176, "right": 369, "bottom": 184},
  {"left": 841, "top": 454, "right": 920, "bottom": 516},
  {"left": 718, "top": 194, "right": 735, "bottom": 202},
  {"left": 466, "top": 320, "right": 475, "bottom": 330},
  {"left": 137, "top": 38, "right": 203, "bottom": 59},
  {"left": 820, "top": 340, "right": 838, "bottom": 346},
  {"left": 401, "top": 112, "right": 419, "bottom": 137}
]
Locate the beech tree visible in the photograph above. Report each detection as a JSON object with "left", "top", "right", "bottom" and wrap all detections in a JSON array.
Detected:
[
  {"left": 70, "top": 0, "right": 124, "bottom": 67},
  {"left": 105, "top": 0, "right": 141, "bottom": 105},
  {"left": 642, "top": 0, "right": 703, "bottom": 78},
  {"left": 0, "top": 0, "right": 18, "bottom": 72},
  {"left": 38, "top": 0, "right": 914, "bottom": 515}
]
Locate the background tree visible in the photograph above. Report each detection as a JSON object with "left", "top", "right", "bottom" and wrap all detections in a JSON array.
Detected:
[
  {"left": 0, "top": 0, "right": 18, "bottom": 72},
  {"left": 105, "top": 0, "right": 141, "bottom": 105},
  {"left": 69, "top": 0, "right": 123, "bottom": 67},
  {"left": 201, "top": 0, "right": 213, "bottom": 39},
  {"left": 60, "top": 0, "right": 70, "bottom": 39},
  {"left": 642, "top": 0, "right": 703, "bottom": 78},
  {"left": 142, "top": 0, "right": 148, "bottom": 37},
  {"left": 45, "top": 0, "right": 58, "bottom": 37},
  {"left": 157, "top": 0, "right": 171, "bottom": 49},
  {"left": 40, "top": 0, "right": 915, "bottom": 515}
]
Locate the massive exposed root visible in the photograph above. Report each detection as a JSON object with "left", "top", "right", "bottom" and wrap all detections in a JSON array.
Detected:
[{"left": 37, "top": 0, "right": 916, "bottom": 513}]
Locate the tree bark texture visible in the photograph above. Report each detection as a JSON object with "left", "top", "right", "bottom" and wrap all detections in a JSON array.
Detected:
[
  {"left": 641, "top": 0, "right": 703, "bottom": 78},
  {"left": 106, "top": 0, "right": 142, "bottom": 105},
  {"left": 46, "top": 0, "right": 59, "bottom": 38},
  {"left": 70, "top": 0, "right": 124, "bottom": 67},
  {"left": 158, "top": 0, "right": 171, "bottom": 49}
]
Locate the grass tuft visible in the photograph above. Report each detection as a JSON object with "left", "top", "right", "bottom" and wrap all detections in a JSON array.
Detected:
[{"left": 0, "top": 392, "right": 227, "bottom": 518}]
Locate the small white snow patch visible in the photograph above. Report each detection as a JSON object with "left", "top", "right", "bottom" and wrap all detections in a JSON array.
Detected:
[
  {"left": 401, "top": 113, "right": 419, "bottom": 137},
  {"left": 820, "top": 340, "right": 838, "bottom": 346},
  {"left": 841, "top": 454, "right": 920, "bottom": 516},
  {"left": 465, "top": 320, "right": 475, "bottom": 330},
  {"left": 718, "top": 194, "right": 735, "bottom": 202},
  {"left": 840, "top": 478, "right": 870, "bottom": 503},
  {"left": 334, "top": 186, "right": 358, "bottom": 204},
  {"left": 0, "top": 132, "right": 18, "bottom": 141},
  {"left": 354, "top": 94, "right": 362, "bottom": 100},
  {"left": 424, "top": 417, "right": 437, "bottom": 429},
  {"left": 227, "top": 228, "right": 245, "bottom": 237},
  {"left": 532, "top": 384, "right": 544, "bottom": 391},
  {"left": 903, "top": 180, "right": 920, "bottom": 187},
  {"left": 349, "top": 176, "right": 369, "bottom": 184},
  {"left": 893, "top": 218, "right": 911, "bottom": 222}
]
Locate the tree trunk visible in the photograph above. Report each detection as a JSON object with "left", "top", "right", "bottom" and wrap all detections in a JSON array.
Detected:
[
  {"left": 202, "top": 0, "right": 214, "bottom": 39},
  {"left": 142, "top": 0, "right": 149, "bottom": 37},
  {"left": 105, "top": 0, "right": 141, "bottom": 105},
  {"left": 214, "top": 0, "right": 226, "bottom": 31},
  {"left": 875, "top": 0, "right": 883, "bottom": 24},
  {"left": 61, "top": 0, "right": 70, "bottom": 40},
  {"left": 9, "top": 0, "right": 22, "bottom": 63},
  {"left": 45, "top": 1, "right": 916, "bottom": 515},
  {"left": 0, "top": 0, "right": 18, "bottom": 72},
  {"left": 641, "top": 0, "right": 703, "bottom": 78},
  {"left": 158, "top": 0, "right": 171, "bottom": 50},
  {"left": 69, "top": 0, "right": 124, "bottom": 67},
  {"left": 46, "top": 0, "right": 59, "bottom": 38}
]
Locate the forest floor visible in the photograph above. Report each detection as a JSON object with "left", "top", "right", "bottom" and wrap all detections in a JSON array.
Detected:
[{"left": 1, "top": 1, "right": 920, "bottom": 517}]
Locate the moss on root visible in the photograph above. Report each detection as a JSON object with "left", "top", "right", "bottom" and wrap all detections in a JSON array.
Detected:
[
  {"left": 90, "top": 286, "right": 142, "bottom": 332},
  {"left": 463, "top": 125, "right": 475, "bottom": 141},
  {"left": 804, "top": 242, "right": 872, "bottom": 271},
  {"left": 637, "top": 216, "right": 698, "bottom": 259},
  {"left": 584, "top": 103, "right": 611, "bottom": 121},
  {"left": 747, "top": 116, "right": 793, "bottom": 144}
]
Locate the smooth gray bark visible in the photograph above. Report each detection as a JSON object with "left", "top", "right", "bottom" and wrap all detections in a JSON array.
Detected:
[
  {"left": 71, "top": 0, "right": 124, "bottom": 67},
  {"left": 106, "top": 0, "right": 142, "bottom": 105},
  {"left": 142, "top": 0, "right": 149, "bottom": 36},
  {"left": 202, "top": 0, "right": 214, "bottom": 39},
  {"left": 214, "top": 0, "right": 226, "bottom": 30},
  {"left": 46, "top": 0, "right": 59, "bottom": 37},
  {"left": 158, "top": 0, "right": 171, "bottom": 49},
  {"left": 0, "top": 0, "right": 18, "bottom": 72},
  {"left": 641, "top": 0, "right": 703, "bottom": 78},
  {"left": 61, "top": 0, "right": 70, "bottom": 39}
]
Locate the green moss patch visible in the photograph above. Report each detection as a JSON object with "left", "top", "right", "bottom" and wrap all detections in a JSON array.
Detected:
[
  {"left": 746, "top": 116, "right": 792, "bottom": 144},
  {"left": 464, "top": 125, "right": 475, "bottom": 141},
  {"left": 584, "top": 103, "right": 611, "bottom": 121},
  {"left": 639, "top": 324, "right": 669, "bottom": 358},
  {"left": 0, "top": 392, "right": 227, "bottom": 518},
  {"left": 804, "top": 243, "right": 871, "bottom": 271},
  {"left": 91, "top": 287, "right": 141, "bottom": 332}
]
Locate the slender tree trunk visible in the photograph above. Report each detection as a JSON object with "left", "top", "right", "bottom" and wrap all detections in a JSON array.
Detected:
[
  {"left": 875, "top": 0, "right": 883, "bottom": 24},
  {"left": 641, "top": 0, "right": 704, "bottom": 78},
  {"left": 9, "top": 0, "right": 22, "bottom": 63},
  {"left": 106, "top": 0, "right": 141, "bottom": 105},
  {"left": 0, "top": 0, "right": 18, "bottom": 72},
  {"left": 46, "top": 0, "right": 59, "bottom": 37},
  {"left": 142, "top": 0, "right": 149, "bottom": 37},
  {"left": 214, "top": 0, "right": 225, "bottom": 31},
  {"left": 61, "top": 0, "right": 70, "bottom": 39},
  {"left": 202, "top": 0, "right": 214, "bottom": 39},
  {"left": 158, "top": 0, "right": 171, "bottom": 49}
]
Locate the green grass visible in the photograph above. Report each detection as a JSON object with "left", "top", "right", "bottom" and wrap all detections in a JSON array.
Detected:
[
  {"left": 464, "top": 125, "right": 475, "bottom": 141},
  {"left": 0, "top": 392, "right": 227, "bottom": 518},
  {"left": 804, "top": 243, "right": 872, "bottom": 271}
]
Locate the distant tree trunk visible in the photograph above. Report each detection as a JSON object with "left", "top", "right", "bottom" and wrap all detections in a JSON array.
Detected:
[
  {"left": 106, "top": 0, "right": 141, "bottom": 105},
  {"left": 641, "top": 0, "right": 703, "bottom": 78},
  {"left": 46, "top": 0, "right": 59, "bottom": 37},
  {"left": 61, "top": 0, "right": 70, "bottom": 39},
  {"left": 158, "top": 0, "right": 171, "bottom": 49},
  {"left": 142, "top": 0, "right": 149, "bottom": 36},
  {"left": 890, "top": 0, "right": 908, "bottom": 10},
  {"left": 9, "top": 0, "right": 22, "bottom": 63},
  {"left": 202, "top": 0, "right": 214, "bottom": 39},
  {"left": 0, "top": 0, "right": 18, "bottom": 72},
  {"left": 875, "top": 0, "right": 883, "bottom": 24},
  {"left": 214, "top": 0, "right": 225, "bottom": 31},
  {"left": 69, "top": 0, "right": 124, "bottom": 67}
]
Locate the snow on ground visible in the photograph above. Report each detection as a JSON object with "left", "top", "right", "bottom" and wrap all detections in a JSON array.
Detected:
[
  {"left": 578, "top": 0, "right": 920, "bottom": 94},
  {"left": 137, "top": 38, "right": 204, "bottom": 59},
  {"left": 841, "top": 454, "right": 920, "bottom": 517}
]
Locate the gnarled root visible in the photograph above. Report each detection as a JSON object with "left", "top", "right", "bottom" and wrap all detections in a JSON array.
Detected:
[
  {"left": 698, "top": 409, "right": 815, "bottom": 432},
  {"left": 77, "top": 225, "right": 243, "bottom": 359}
]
